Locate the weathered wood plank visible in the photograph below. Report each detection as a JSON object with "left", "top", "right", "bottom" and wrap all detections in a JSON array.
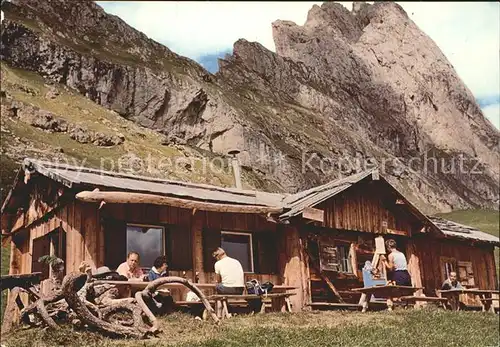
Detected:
[{"left": 76, "top": 191, "right": 283, "bottom": 214}]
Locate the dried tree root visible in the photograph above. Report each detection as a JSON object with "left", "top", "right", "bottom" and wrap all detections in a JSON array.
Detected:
[
  {"left": 62, "top": 272, "right": 148, "bottom": 339},
  {"left": 136, "top": 276, "right": 219, "bottom": 332},
  {"left": 100, "top": 301, "right": 145, "bottom": 329},
  {"left": 85, "top": 300, "right": 102, "bottom": 319},
  {"left": 20, "top": 290, "right": 64, "bottom": 328},
  {"left": 36, "top": 298, "right": 59, "bottom": 329}
]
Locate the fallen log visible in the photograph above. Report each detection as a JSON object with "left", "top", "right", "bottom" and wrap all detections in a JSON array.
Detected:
[
  {"left": 136, "top": 276, "right": 219, "bottom": 332},
  {"left": 75, "top": 191, "right": 283, "bottom": 214},
  {"left": 62, "top": 272, "right": 149, "bottom": 339}
]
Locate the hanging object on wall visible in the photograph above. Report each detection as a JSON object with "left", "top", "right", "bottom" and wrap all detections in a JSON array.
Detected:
[{"left": 318, "top": 240, "right": 339, "bottom": 272}]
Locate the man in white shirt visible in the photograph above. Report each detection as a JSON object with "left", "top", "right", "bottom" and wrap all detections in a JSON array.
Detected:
[{"left": 212, "top": 247, "right": 245, "bottom": 294}]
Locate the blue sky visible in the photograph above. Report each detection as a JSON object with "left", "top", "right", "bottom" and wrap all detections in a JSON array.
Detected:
[{"left": 97, "top": 1, "right": 499, "bottom": 129}]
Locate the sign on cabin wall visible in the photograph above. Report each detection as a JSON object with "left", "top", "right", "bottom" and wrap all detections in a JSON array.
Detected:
[
  {"left": 318, "top": 240, "right": 339, "bottom": 272},
  {"left": 303, "top": 207, "right": 324, "bottom": 223}
]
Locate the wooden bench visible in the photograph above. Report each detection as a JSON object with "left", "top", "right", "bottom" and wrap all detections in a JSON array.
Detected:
[
  {"left": 308, "top": 302, "right": 362, "bottom": 311},
  {"left": 398, "top": 296, "right": 448, "bottom": 309},
  {"left": 208, "top": 293, "right": 296, "bottom": 319}
]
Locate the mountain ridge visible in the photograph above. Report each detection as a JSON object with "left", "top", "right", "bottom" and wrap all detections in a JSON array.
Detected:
[{"left": 1, "top": 0, "right": 498, "bottom": 214}]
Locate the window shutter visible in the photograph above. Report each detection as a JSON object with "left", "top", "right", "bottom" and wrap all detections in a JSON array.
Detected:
[
  {"left": 31, "top": 236, "right": 50, "bottom": 280},
  {"left": 103, "top": 217, "right": 127, "bottom": 271},
  {"left": 458, "top": 261, "right": 475, "bottom": 287},
  {"left": 202, "top": 228, "right": 221, "bottom": 272},
  {"left": 254, "top": 232, "right": 278, "bottom": 274},
  {"left": 166, "top": 225, "right": 192, "bottom": 271}
]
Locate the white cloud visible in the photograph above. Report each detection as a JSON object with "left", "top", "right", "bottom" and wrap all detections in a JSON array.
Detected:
[
  {"left": 97, "top": 1, "right": 322, "bottom": 57},
  {"left": 97, "top": 1, "right": 499, "bottom": 127},
  {"left": 482, "top": 103, "right": 500, "bottom": 129}
]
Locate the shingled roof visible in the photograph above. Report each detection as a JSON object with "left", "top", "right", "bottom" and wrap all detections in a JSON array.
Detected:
[
  {"left": 428, "top": 216, "right": 499, "bottom": 245},
  {"left": 0, "top": 159, "right": 286, "bottom": 213}
]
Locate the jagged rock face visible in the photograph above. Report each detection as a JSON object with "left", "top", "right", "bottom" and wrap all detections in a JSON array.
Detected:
[
  {"left": 219, "top": 2, "right": 500, "bottom": 211},
  {"left": 271, "top": 2, "right": 499, "bottom": 176},
  {"left": 1, "top": 0, "right": 499, "bottom": 213}
]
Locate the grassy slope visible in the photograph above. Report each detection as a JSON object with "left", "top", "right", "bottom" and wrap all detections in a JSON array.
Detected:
[
  {"left": 1, "top": 310, "right": 499, "bottom": 347},
  {"left": 0, "top": 63, "right": 274, "bottom": 190},
  {"left": 435, "top": 209, "right": 499, "bottom": 237}
]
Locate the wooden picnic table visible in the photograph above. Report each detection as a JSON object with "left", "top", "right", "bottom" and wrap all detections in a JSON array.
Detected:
[
  {"left": 437, "top": 289, "right": 500, "bottom": 312},
  {"left": 352, "top": 285, "right": 423, "bottom": 312}
]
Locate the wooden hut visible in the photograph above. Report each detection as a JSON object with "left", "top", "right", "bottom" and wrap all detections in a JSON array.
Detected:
[{"left": 1, "top": 158, "right": 498, "bottom": 311}]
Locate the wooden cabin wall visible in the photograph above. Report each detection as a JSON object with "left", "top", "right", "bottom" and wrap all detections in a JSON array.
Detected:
[
  {"left": 100, "top": 203, "right": 287, "bottom": 303},
  {"left": 9, "top": 200, "right": 103, "bottom": 279},
  {"left": 317, "top": 179, "right": 422, "bottom": 236},
  {"left": 11, "top": 201, "right": 294, "bottom": 303},
  {"left": 5, "top": 175, "right": 66, "bottom": 235},
  {"left": 412, "top": 236, "right": 498, "bottom": 294}
]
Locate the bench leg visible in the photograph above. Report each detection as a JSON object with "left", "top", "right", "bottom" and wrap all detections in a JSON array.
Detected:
[
  {"left": 387, "top": 298, "right": 394, "bottom": 312},
  {"left": 222, "top": 299, "right": 231, "bottom": 319},
  {"left": 260, "top": 299, "right": 266, "bottom": 314},
  {"left": 271, "top": 297, "right": 286, "bottom": 313},
  {"left": 215, "top": 300, "right": 223, "bottom": 319},
  {"left": 285, "top": 297, "right": 292, "bottom": 313}
]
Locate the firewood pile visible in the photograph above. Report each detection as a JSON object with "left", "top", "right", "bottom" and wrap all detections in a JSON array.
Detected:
[{"left": 0, "top": 258, "right": 219, "bottom": 339}]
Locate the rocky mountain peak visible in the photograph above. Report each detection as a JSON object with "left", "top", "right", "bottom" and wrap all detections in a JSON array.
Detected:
[{"left": 1, "top": 0, "right": 499, "bottom": 213}]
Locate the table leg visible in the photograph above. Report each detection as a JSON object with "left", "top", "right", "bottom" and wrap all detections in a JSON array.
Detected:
[
  {"left": 449, "top": 295, "right": 459, "bottom": 311},
  {"left": 362, "top": 300, "right": 369, "bottom": 313},
  {"left": 481, "top": 294, "right": 493, "bottom": 313},
  {"left": 358, "top": 294, "right": 368, "bottom": 313}
]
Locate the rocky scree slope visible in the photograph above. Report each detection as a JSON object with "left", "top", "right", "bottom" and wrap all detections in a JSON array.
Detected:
[{"left": 1, "top": 0, "right": 499, "bottom": 214}]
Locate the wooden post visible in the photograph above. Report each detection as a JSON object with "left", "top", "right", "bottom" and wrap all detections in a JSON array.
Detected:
[
  {"left": 191, "top": 213, "right": 205, "bottom": 283},
  {"left": 280, "top": 226, "right": 307, "bottom": 311},
  {"left": 406, "top": 240, "right": 423, "bottom": 301},
  {"left": 349, "top": 243, "right": 358, "bottom": 278},
  {"left": 1, "top": 287, "right": 22, "bottom": 334}
]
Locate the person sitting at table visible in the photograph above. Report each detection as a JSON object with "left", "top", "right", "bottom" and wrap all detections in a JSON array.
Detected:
[
  {"left": 212, "top": 247, "right": 245, "bottom": 294},
  {"left": 441, "top": 271, "right": 464, "bottom": 290},
  {"left": 147, "top": 255, "right": 168, "bottom": 281},
  {"left": 380, "top": 239, "right": 412, "bottom": 286},
  {"left": 116, "top": 251, "right": 144, "bottom": 281}
]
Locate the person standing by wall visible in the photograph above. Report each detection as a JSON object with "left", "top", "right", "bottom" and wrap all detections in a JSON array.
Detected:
[{"left": 380, "top": 239, "right": 412, "bottom": 286}]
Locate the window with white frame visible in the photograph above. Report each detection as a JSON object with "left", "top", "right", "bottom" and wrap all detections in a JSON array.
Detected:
[
  {"left": 221, "top": 231, "right": 254, "bottom": 273},
  {"left": 126, "top": 224, "right": 165, "bottom": 270},
  {"left": 440, "top": 256, "right": 457, "bottom": 282}
]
